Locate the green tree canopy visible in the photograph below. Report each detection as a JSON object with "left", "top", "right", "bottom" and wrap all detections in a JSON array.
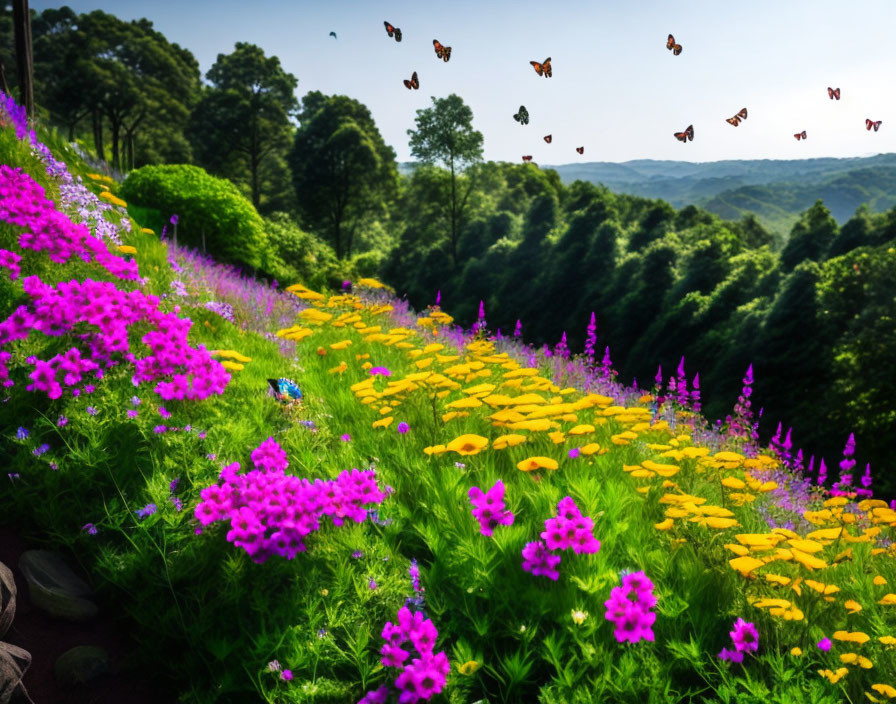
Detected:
[{"left": 407, "top": 93, "right": 484, "bottom": 267}]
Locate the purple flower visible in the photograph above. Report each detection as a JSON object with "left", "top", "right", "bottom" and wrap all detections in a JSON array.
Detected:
[
  {"left": 718, "top": 647, "right": 744, "bottom": 663},
  {"left": 352, "top": 550, "right": 364, "bottom": 559},
  {"left": 369, "top": 366, "right": 391, "bottom": 377},
  {"left": 170, "top": 477, "right": 180, "bottom": 493},
  {"left": 57, "top": 415, "right": 68, "bottom": 427},
  {"left": 153, "top": 425, "right": 167, "bottom": 434},
  {"left": 513, "top": 319, "right": 522, "bottom": 337},
  {"left": 16, "top": 426, "right": 28, "bottom": 439},
  {"left": 32, "top": 443, "right": 49, "bottom": 457},
  {"left": 341, "top": 433, "right": 351, "bottom": 442},
  {"left": 158, "top": 406, "right": 171, "bottom": 418},
  {"left": 368, "top": 577, "right": 378, "bottom": 590},
  {"left": 131, "top": 396, "right": 141, "bottom": 406},
  {"left": 729, "top": 618, "right": 759, "bottom": 653},
  {"left": 170, "top": 214, "right": 179, "bottom": 225},
  {"left": 817, "top": 637, "right": 831, "bottom": 652},
  {"left": 568, "top": 447, "right": 580, "bottom": 459},
  {"left": 135, "top": 503, "right": 157, "bottom": 519},
  {"left": 521, "top": 540, "right": 561, "bottom": 580},
  {"left": 397, "top": 421, "right": 410, "bottom": 434},
  {"left": 82, "top": 523, "right": 97, "bottom": 535},
  {"left": 468, "top": 480, "right": 515, "bottom": 537},
  {"left": 280, "top": 669, "right": 292, "bottom": 681},
  {"left": 86, "top": 406, "right": 97, "bottom": 416},
  {"left": 126, "top": 409, "right": 138, "bottom": 419}
]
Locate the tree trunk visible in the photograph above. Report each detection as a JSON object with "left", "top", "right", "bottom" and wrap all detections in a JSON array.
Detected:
[
  {"left": 0, "top": 60, "right": 10, "bottom": 97},
  {"left": 449, "top": 158, "right": 457, "bottom": 268},
  {"left": 110, "top": 116, "right": 121, "bottom": 171},
  {"left": 92, "top": 108, "right": 105, "bottom": 162},
  {"left": 12, "top": 0, "right": 34, "bottom": 118}
]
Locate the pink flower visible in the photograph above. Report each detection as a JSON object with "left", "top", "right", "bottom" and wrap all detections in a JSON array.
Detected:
[{"left": 730, "top": 618, "right": 759, "bottom": 653}]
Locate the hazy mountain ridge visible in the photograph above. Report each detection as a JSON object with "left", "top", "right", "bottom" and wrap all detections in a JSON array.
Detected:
[{"left": 399, "top": 154, "right": 896, "bottom": 233}]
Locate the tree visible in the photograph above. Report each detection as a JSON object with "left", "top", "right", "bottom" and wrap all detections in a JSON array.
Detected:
[
  {"left": 12, "top": 0, "right": 33, "bottom": 117},
  {"left": 289, "top": 92, "right": 397, "bottom": 259},
  {"left": 189, "top": 42, "right": 298, "bottom": 210},
  {"left": 780, "top": 200, "right": 838, "bottom": 271},
  {"left": 407, "top": 93, "right": 484, "bottom": 268}
]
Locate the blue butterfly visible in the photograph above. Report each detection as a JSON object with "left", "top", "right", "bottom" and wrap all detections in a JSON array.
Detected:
[{"left": 267, "top": 378, "right": 302, "bottom": 402}]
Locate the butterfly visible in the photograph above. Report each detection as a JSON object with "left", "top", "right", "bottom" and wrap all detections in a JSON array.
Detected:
[
  {"left": 726, "top": 108, "right": 748, "bottom": 126},
  {"left": 666, "top": 34, "right": 682, "bottom": 55},
  {"left": 866, "top": 119, "right": 882, "bottom": 132},
  {"left": 543, "top": 134, "right": 552, "bottom": 143},
  {"left": 530, "top": 57, "right": 552, "bottom": 77},
  {"left": 827, "top": 87, "right": 840, "bottom": 100},
  {"left": 329, "top": 31, "right": 337, "bottom": 40},
  {"left": 403, "top": 71, "right": 419, "bottom": 90},
  {"left": 576, "top": 146, "right": 584, "bottom": 154},
  {"left": 794, "top": 130, "right": 807, "bottom": 140},
  {"left": 433, "top": 39, "right": 451, "bottom": 62},
  {"left": 522, "top": 155, "right": 533, "bottom": 162},
  {"left": 673, "top": 124, "right": 694, "bottom": 142},
  {"left": 267, "top": 378, "right": 302, "bottom": 403},
  {"left": 513, "top": 105, "right": 529, "bottom": 124},
  {"left": 384, "top": 21, "right": 402, "bottom": 42}
]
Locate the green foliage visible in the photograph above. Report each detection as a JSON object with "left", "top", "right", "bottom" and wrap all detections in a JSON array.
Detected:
[
  {"left": 119, "top": 163, "right": 275, "bottom": 275},
  {"left": 289, "top": 92, "right": 398, "bottom": 259}
]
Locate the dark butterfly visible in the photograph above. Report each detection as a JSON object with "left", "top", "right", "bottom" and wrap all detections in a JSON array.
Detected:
[
  {"left": 522, "top": 155, "right": 533, "bottom": 162},
  {"left": 403, "top": 71, "right": 419, "bottom": 90},
  {"left": 794, "top": 130, "right": 807, "bottom": 140},
  {"left": 530, "top": 57, "right": 552, "bottom": 77},
  {"left": 576, "top": 146, "right": 584, "bottom": 154},
  {"left": 666, "top": 34, "right": 682, "bottom": 55},
  {"left": 329, "top": 31, "right": 337, "bottom": 39},
  {"left": 866, "top": 119, "right": 882, "bottom": 132},
  {"left": 384, "top": 21, "right": 402, "bottom": 42},
  {"left": 827, "top": 87, "right": 840, "bottom": 100},
  {"left": 513, "top": 105, "right": 529, "bottom": 124},
  {"left": 726, "top": 107, "right": 748, "bottom": 126},
  {"left": 543, "top": 134, "right": 552, "bottom": 143},
  {"left": 673, "top": 124, "right": 694, "bottom": 142},
  {"left": 433, "top": 39, "right": 451, "bottom": 62}
]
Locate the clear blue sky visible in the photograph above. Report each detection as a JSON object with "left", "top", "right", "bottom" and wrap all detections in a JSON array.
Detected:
[{"left": 31, "top": 0, "right": 895, "bottom": 165}]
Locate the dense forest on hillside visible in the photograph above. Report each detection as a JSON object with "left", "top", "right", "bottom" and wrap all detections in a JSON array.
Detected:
[{"left": 1, "top": 4, "right": 894, "bottom": 497}]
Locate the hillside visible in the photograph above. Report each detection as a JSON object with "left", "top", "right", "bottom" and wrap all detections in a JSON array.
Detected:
[{"left": 400, "top": 154, "right": 896, "bottom": 235}]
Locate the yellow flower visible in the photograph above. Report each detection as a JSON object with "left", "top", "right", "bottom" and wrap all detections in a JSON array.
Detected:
[
  {"left": 423, "top": 445, "right": 447, "bottom": 455},
  {"left": 874, "top": 576, "right": 888, "bottom": 586},
  {"left": 878, "top": 594, "right": 896, "bottom": 606},
  {"left": 457, "top": 660, "right": 480, "bottom": 676},
  {"left": 321, "top": 589, "right": 328, "bottom": 596},
  {"left": 571, "top": 609, "right": 588, "bottom": 625},
  {"left": 818, "top": 667, "right": 849, "bottom": 683},
  {"left": 445, "top": 434, "right": 489, "bottom": 455},
  {"left": 219, "top": 360, "right": 244, "bottom": 371},
  {"left": 728, "top": 556, "right": 764, "bottom": 577},
  {"left": 492, "top": 434, "right": 527, "bottom": 450},
  {"left": 117, "top": 244, "right": 137, "bottom": 255},
  {"left": 372, "top": 416, "right": 394, "bottom": 429},
  {"left": 140, "top": 227, "right": 154, "bottom": 234},
  {"left": 840, "top": 653, "right": 873, "bottom": 669},
  {"left": 654, "top": 518, "right": 674, "bottom": 531},
  {"left": 872, "top": 684, "right": 896, "bottom": 698},
  {"left": 517, "top": 456, "right": 559, "bottom": 472},
  {"left": 844, "top": 599, "right": 863, "bottom": 614},
  {"left": 791, "top": 647, "right": 802, "bottom": 656},
  {"left": 578, "top": 443, "right": 601, "bottom": 455},
  {"left": 878, "top": 636, "right": 896, "bottom": 647},
  {"left": 834, "top": 631, "right": 870, "bottom": 645}
]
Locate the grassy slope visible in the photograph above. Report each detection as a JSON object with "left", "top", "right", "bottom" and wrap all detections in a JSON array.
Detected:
[{"left": 2, "top": 120, "right": 896, "bottom": 704}]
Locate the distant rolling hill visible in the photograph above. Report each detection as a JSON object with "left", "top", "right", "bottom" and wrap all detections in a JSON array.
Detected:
[{"left": 398, "top": 154, "right": 896, "bottom": 235}]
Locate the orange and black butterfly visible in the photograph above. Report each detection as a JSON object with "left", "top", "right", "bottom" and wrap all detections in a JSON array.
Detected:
[
  {"left": 827, "top": 87, "right": 840, "bottom": 100},
  {"left": 866, "top": 119, "right": 882, "bottom": 132},
  {"left": 576, "top": 146, "right": 584, "bottom": 154},
  {"left": 530, "top": 57, "right": 552, "bottom": 77},
  {"left": 522, "top": 155, "right": 533, "bottom": 162},
  {"left": 673, "top": 124, "right": 694, "bottom": 142},
  {"left": 666, "top": 34, "right": 682, "bottom": 55},
  {"left": 433, "top": 39, "right": 451, "bottom": 62},
  {"left": 403, "top": 71, "right": 419, "bottom": 90},
  {"left": 384, "top": 21, "right": 402, "bottom": 42},
  {"left": 543, "top": 134, "right": 552, "bottom": 143},
  {"left": 726, "top": 108, "right": 748, "bottom": 126},
  {"left": 513, "top": 105, "right": 529, "bottom": 125},
  {"left": 794, "top": 130, "right": 807, "bottom": 140}
]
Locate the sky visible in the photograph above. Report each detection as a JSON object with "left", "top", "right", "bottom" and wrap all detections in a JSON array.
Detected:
[{"left": 29, "top": 0, "right": 896, "bottom": 166}]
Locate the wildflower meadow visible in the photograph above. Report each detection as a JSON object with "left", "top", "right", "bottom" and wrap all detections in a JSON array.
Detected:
[{"left": 2, "top": 89, "right": 896, "bottom": 704}]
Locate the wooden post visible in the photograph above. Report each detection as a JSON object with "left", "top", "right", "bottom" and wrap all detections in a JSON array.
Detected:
[{"left": 12, "top": 0, "right": 34, "bottom": 118}]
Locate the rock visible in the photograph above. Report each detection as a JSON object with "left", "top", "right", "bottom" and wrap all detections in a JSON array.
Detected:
[
  {"left": 0, "top": 562, "right": 14, "bottom": 639},
  {"left": 17, "top": 551, "right": 97, "bottom": 623},
  {"left": 54, "top": 646, "right": 110, "bottom": 686},
  {"left": 0, "top": 641, "right": 33, "bottom": 704}
]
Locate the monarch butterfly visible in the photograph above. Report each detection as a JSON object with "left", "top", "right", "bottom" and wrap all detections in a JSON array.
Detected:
[
  {"left": 543, "top": 134, "right": 552, "bottom": 143},
  {"left": 726, "top": 108, "right": 748, "bottom": 126},
  {"left": 576, "top": 146, "right": 584, "bottom": 154},
  {"left": 403, "top": 71, "right": 419, "bottom": 90},
  {"left": 827, "top": 87, "right": 840, "bottom": 100},
  {"left": 673, "top": 124, "right": 694, "bottom": 142},
  {"left": 530, "top": 57, "right": 552, "bottom": 77},
  {"left": 522, "top": 155, "right": 533, "bottom": 162},
  {"left": 513, "top": 105, "right": 529, "bottom": 124},
  {"left": 666, "top": 34, "right": 682, "bottom": 55},
  {"left": 794, "top": 130, "right": 807, "bottom": 140},
  {"left": 866, "top": 119, "right": 882, "bottom": 132},
  {"left": 433, "top": 39, "right": 451, "bottom": 62},
  {"left": 384, "top": 21, "right": 402, "bottom": 42}
]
